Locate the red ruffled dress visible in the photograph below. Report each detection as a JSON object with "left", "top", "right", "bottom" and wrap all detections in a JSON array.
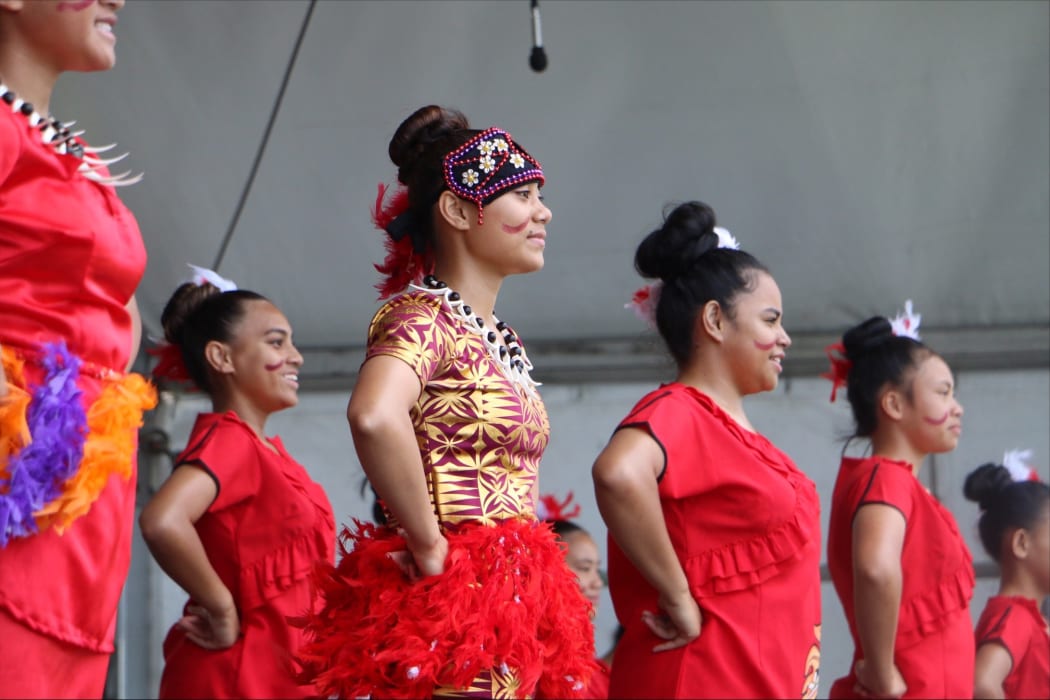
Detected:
[
  {"left": 298, "top": 289, "right": 597, "bottom": 699},
  {"left": 827, "top": 457, "right": 975, "bottom": 698},
  {"left": 606, "top": 383, "right": 823, "bottom": 699},
  {"left": 0, "top": 95, "right": 155, "bottom": 694},
  {"left": 159, "top": 411, "right": 335, "bottom": 698},
  {"left": 975, "top": 595, "right": 1050, "bottom": 699}
]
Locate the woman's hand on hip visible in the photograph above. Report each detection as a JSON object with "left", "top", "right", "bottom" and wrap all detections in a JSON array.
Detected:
[
  {"left": 178, "top": 601, "right": 240, "bottom": 650},
  {"left": 643, "top": 589, "right": 702, "bottom": 652}
]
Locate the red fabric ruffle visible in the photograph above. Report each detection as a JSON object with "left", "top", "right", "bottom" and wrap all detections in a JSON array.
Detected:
[
  {"left": 296, "top": 518, "right": 598, "bottom": 699},
  {"left": 683, "top": 473, "right": 820, "bottom": 596},
  {"left": 239, "top": 528, "right": 332, "bottom": 612}
]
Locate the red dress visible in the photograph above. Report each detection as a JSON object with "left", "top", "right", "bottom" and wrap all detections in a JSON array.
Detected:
[
  {"left": 158, "top": 412, "right": 335, "bottom": 699},
  {"left": 607, "top": 383, "right": 823, "bottom": 698},
  {"left": 827, "top": 457, "right": 975, "bottom": 698},
  {"left": 975, "top": 595, "right": 1050, "bottom": 699},
  {"left": 0, "top": 96, "right": 153, "bottom": 694}
]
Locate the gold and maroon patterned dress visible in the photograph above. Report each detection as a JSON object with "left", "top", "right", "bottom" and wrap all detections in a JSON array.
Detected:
[{"left": 298, "top": 287, "right": 597, "bottom": 700}]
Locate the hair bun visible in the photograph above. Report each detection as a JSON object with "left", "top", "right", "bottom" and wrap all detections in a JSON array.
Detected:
[
  {"left": 842, "top": 316, "right": 896, "bottom": 360},
  {"left": 388, "top": 105, "right": 470, "bottom": 185},
  {"left": 963, "top": 462, "right": 1014, "bottom": 510},
  {"left": 635, "top": 201, "right": 721, "bottom": 281},
  {"left": 161, "top": 282, "right": 222, "bottom": 347}
]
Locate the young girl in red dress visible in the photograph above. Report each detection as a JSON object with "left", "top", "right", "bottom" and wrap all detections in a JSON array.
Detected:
[
  {"left": 0, "top": 1, "right": 157, "bottom": 695},
  {"left": 592, "top": 201, "right": 822, "bottom": 698},
  {"left": 965, "top": 451, "right": 1049, "bottom": 699},
  {"left": 824, "top": 303, "right": 974, "bottom": 698},
  {"left": 140, "top": 273, "right": 335, "bottom": 698}
]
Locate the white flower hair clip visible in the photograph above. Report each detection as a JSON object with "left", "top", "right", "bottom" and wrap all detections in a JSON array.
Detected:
[
  {"left": 889, "top": 299, "right": 921, "bottom": 341},
  {"left": 713, "top": 226, "right": 740, "bottom": 250},
  {"left": 186, "top": 264, "right": 238, "bottom": 292},
  {"left": 625, "top": 280, "right": 663, "bottom": 328},
  {"left": 1002, "top": 448, "right": 1040, "bottom": 483}
]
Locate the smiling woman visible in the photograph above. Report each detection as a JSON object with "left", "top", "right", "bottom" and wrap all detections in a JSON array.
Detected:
[
  {"left": 138, "top": 272, "right": 335, "bottom": 698},
  {"left": 295, "top": 105, "right": 597, "bottom": 699},
  {"left": 592, "top": 201, "right": 822, "bottom": 699}
]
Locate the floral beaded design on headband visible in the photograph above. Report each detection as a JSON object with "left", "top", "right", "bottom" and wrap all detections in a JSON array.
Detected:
[
  {"left": 822, "top": 299, "right": 924, "bottom": 402},
  {"left": 443, "top": 127, "right": 544, "bottom": 224},
  {"left": 625, "top": 226, "right": 739, "bottom": 328}
]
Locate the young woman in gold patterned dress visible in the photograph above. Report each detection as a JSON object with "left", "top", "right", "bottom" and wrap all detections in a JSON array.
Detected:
[{"left": 297, "top": 105, "right": 597, "bottom": 699}]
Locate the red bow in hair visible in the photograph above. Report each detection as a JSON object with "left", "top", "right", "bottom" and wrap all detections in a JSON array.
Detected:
[
  {"left": 147, "top": 343, "right": 191, "bottom": 383},
  {"left": 821, "top": 342, "right": 852, "bottom": 403},
  {"left": 538, "top": 492, "right": 581, "bottom": 521}
]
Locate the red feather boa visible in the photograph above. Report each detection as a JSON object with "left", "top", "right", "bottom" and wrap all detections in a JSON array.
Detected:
[{"left": 296, "top": 518, "right": 598, "bottom": 698}]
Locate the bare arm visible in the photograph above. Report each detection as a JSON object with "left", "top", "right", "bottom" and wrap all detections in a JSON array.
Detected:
[
  {"left": 347, "top": 355, "right": 446, "bottom": 577},
  {"left": 592, "top": 427, "right": 700, "bottom": 651},
  {"left": 139, "top": 465, "right": 239, "bottom": 649},
  {"left": 852, "top": 503, "right": 908, "bottom": 698},
  {"left": 125, "top": 295, "right": 142, "bottom": 372},
  {"left": 973, "top": 642, "right": 1012, "bottom": 699}
]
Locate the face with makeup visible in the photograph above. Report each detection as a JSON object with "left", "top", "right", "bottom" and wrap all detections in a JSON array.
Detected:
[
  {"left": 563, "top": 531, "right": 603, "bottom": 608},
  {"left": 210, "top": 299, "right": 303, "bottom": 415},
  {"left": 717, "top": 271, "right": 791, "bottom": 395},
  {"left": 892, "top": 354, "right": 963, "bottom": 454},
  {"left": 462, "top": 182, "right": 551, "bottom": 276},
  {"left": 1025, "top": 503, "right": 1050, "bottom": 593},
  {"left": 0, "top": 0, "right": 123, "bottom": 74}
]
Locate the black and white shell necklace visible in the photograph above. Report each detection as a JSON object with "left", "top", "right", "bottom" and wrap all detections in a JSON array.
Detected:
[
  {"left": 414, "top": 274, "right": 539, "bottom": 394},
  {"left": 0, "top": 79, "right": 142, "bottom": 187}
]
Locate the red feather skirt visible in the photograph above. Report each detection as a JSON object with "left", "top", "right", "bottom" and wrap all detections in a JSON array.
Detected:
[{"left": 297, "top": 518, "right": 598, "bottom": 699}]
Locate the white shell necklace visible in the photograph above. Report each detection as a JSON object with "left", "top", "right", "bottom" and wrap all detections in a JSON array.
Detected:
[
  {"left": 413, "top": 274, "right": 540, "bottom": 395},
  {"left": 0, "top": 79, "right": 142, "bottom": 187}
]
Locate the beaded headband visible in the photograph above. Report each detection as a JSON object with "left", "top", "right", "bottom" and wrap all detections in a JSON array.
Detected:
[
  {"left": 443, "top": 127, "right": 544, "bottom": 224},
  {"left": 822, "top": 299, "right": 924, "bottom": 402}
]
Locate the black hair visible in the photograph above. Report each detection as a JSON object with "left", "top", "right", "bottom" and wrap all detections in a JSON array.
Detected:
[
  {"left": 160, "top": 282, "right": 267, "bottom": 393},
  {"left": 550, "top": 520, "right": 586, "bottom": 540},
  {"left": 388, "top": 105, "right": 480, "bottom": 252},
  {"left": 634, "top": 201, "right": 769, "bottom": 367},
  {"left": 964, "top": 463, "right": 1049, "bottom": 562},
  {"left": 840, "top": 316, "right": 934, "bottom": 440}
]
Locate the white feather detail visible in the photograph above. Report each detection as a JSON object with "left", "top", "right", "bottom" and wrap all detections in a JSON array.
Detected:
[
  {"left": 187, "top": 264, "right": 238, "bottom": 292},
  {"left": 889, "top": 299, "right": 922, "bottom": 341},
  {"left": 713, "top": 226, "right": 740, "bottom": 250},
  {"left": 1002, "top": 448, "right": 1036, "bottom": 483}
]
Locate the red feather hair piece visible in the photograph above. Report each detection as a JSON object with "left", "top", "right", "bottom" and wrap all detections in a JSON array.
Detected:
[{"left": 372, "top": 183, "right": 433, "bottom": 299}]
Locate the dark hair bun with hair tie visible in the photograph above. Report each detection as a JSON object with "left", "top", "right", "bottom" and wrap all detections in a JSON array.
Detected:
[
  {"left": 388, "top": 105, "right": 471, "bottom": 187},
  {"left": 842, "top": 316, "right": 896, "bottom": 361},
  {"left": 161, "top": 281, "right": 222, "bottom": 349},
  {"left": 963, "top": 462, "right": 1014, "bottom": 511},
  {"left": 635, "top": 201, "right": 721, "bottom": 282}
]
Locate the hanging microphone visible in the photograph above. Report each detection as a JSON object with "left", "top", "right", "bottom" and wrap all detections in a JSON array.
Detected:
[{"left": 529, "top": 0, "right": 548, "bottom": 73}]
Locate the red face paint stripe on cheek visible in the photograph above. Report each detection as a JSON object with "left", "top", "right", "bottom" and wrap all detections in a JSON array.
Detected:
[
  {"left": 57, "top": 0, "right": 95, "bottom": 11},
  {"left": 264, "top": 361, "right": 284, "bottom": 371},
  {"left": 923, "top": 411, "right": 949, "bottom": 425},
  {"left": 501, "top": 218, "right": 529, "bottom": 234},
  {"left": 753, "top": 340, "right": 776, "bottom": 351}
]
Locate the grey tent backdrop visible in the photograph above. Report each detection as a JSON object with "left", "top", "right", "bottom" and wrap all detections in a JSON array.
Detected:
[{"left": 46, "top": 1, "right": 1048, "bottom": 697}]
